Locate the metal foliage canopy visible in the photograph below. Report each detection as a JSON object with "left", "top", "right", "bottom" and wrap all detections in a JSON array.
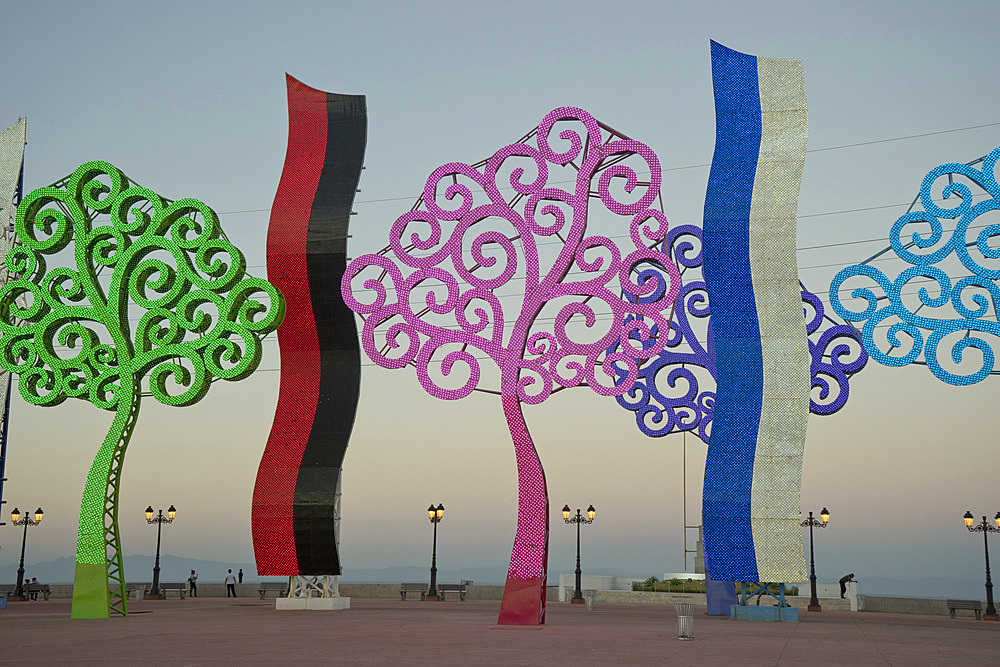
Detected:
[
  {"left": 341, "top": 106, "right": 680, "bottom": 624},
  {"left": 0, "top": 160, "right": 284, "bottom": 618},
  {"left": 830, "top": 147, "right": 1000, "bottom": 386}
]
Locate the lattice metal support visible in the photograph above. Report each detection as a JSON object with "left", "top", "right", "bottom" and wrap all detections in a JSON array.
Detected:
[
  {"left": 288, "top": 575, "right": 340, "bottom": 598},
  {"left": 104, "top": 386, "right": 141, "bottom": 616},
  {"left": 737, "top": 581, "right": 790, "bottom": 607}
]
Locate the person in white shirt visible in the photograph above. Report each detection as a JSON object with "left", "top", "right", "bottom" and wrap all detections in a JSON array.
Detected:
[
  {"left": 225, "top": 569, "right": 237, "bottom": 598},
  {"left": 188, "top": 570, "right": 198, "bottom": 597}
]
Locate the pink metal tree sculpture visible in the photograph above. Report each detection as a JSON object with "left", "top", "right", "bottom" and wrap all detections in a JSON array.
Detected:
[{"left": 341, "top": 107, "right": 679, "bottom": 624}]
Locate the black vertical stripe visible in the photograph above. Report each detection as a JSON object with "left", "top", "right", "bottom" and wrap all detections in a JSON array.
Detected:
[{"left": 293, "top": 93, "right": 366, "bottom": 574}]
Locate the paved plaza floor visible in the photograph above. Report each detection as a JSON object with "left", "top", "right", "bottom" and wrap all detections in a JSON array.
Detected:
[{"left": 2, "top": 597, "right": 998, "bottom": 665}]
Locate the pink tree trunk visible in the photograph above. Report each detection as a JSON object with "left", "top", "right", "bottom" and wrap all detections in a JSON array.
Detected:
[{"left": 497, "top": 394, "right": 549, "bottom": 625}]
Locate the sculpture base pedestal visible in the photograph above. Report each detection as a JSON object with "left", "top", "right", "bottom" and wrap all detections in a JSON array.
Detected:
[
  {"left": 275, "top": 597, "right": 350, "bottom": 611},
  {"left": 731, "top": 605, "right": 798, "bottom": 622}
]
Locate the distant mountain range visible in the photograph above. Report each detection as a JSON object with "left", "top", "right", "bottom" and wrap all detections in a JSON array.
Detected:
[{"left": 0, "top": 555, "right": 991, "bottom": 600}]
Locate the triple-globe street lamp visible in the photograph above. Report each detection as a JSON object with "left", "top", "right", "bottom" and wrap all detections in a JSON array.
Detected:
[
  {"left": 800, "top": 507, "right": 829, "bottom": 612},
  {"left": 963, "top": 510, "right": 1000, "bottom": 620},
  {"left": 10, "top": 507, "right": 43, "bottom": 600},
  {"left": 145, "top": 505, "right": 176, "bottom": 598},
  {"left": 426, "top": 503, "right": 444, "bottom": 601},
  {"left": 562, "top": 504, "right": 595, "bottom": 604}
]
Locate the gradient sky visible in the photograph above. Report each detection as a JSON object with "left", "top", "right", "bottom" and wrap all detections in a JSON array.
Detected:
[{"left": 1, "top": 1, "right": 999, "bottom": 587}]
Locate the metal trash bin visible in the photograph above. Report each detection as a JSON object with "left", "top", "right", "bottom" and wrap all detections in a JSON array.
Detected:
[{"left": 675, "top": 603, "right": 694, "bottom": 640}]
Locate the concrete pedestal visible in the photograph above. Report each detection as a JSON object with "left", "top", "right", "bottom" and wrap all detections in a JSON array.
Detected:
[
  {"left": 275, "top": 597, "right": 350, "bottom": 611},
  {"left": 730, "top": 605, "right": 798, "bottom": 622}
]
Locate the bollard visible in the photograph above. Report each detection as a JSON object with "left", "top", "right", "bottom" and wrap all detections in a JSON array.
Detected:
[
  {"left": 585, "top": 590, "right": 596, "bottom": 610},
  {"left": 675, "top": 603, "right": 694, "bottom": 640}
]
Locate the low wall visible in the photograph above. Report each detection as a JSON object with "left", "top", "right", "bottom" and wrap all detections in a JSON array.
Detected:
[
  {"left": 6, "top": 583, "right": 559, "bottom": 602},
  {"left": 556, "top": 575, "right": 643, "bottom": 602},
  {"left": 340, "top": 584, "right": 559, "bottom": 602},
  {"left": 858, "top": 595, "right": 982, "bottom": 618},
  {"left": 588, "top": 590, "right": 850, "bottom": 611},
  {"left": 8, "top": 584, "right": 983, "bottom": 618}
]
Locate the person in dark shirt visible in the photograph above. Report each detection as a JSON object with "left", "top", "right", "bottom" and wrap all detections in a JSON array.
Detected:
[{"left": 839, "top": 573, "right": 855, "bottom": 598}]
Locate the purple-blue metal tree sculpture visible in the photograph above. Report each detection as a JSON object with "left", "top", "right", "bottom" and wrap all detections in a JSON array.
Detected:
[{"left": 611, "top": 223, "right": 868, "bottom": 444}]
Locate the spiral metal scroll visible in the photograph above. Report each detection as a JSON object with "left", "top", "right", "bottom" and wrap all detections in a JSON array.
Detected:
[
  {"left": 341, "top": 107, "right": 680, "bottom": 624},
  {"left": 611, "top": 224, "right": 868, "bottom": 444},
  {"left": 0, "top": 161, "right": 284, "bottom": 618},
  {"left": 830, "top": 146, "right": 1000, "bottom": 386}
]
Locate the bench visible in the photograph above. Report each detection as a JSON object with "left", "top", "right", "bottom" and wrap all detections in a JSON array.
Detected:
[
  {"left": 947, "top": 599, "right": 983, "bottom": 619},
  {"left": 157, "top": 583, "right": 188, "bottom": 599},
  {"left": 25, "top": 584, "right": 51, "bottom": 601},
  {"left": 258, "top": 582, "right": 288, "bottom": 600},
  {"left": 1, "top": 584, "right": 51, "bottom": 600},
  {"left": 400, "top": 583, "right": 428, "bottom": 601},
  {"left": 437, "top": 583, "right": 469, "bottom": 601},
  {"left": 125, "top": 583, "right": 151, "bottom": 599}
]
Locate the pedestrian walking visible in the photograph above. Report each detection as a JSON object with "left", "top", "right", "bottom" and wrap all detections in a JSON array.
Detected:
[
  {"left": 188, "top": 570, "right": 198, "bottom": 597},
  {"left": 238, "top": 568, "right": 243, "bottom": 584},
  {"left": 225, "top": 569, "right": 238, "bottom": 597}
]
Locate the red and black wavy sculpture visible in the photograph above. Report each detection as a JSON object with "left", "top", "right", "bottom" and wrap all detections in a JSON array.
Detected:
[{"left": 252, "top": 74, "right": 366, "bottom": 575}]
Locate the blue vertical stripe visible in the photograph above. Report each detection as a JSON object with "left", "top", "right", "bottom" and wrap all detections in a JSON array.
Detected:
[{"left": 701, "top": 40, "right": 763, "bottom": 582}]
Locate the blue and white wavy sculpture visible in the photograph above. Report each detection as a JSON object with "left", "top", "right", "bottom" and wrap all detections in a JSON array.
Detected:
[{"left": 700, "top": 41, "right": 809, "bottom": 583}]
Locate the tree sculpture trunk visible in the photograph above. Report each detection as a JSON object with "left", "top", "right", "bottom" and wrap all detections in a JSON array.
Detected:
[
  {"left": 497, "top": 394, "right": 549, "bottom": 625},
  {"left": 71, "top": 382, "right": 140, "bottom": 619}
]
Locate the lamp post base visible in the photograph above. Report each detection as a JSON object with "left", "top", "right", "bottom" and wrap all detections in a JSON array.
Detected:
[
  {"left": 424, "top": 595, "right": 440, "bottom": 601},
  {"left": 571, "top": 597, "right": 585, "bottom": 604},
  {"left": 984, "top": 612, "right": 999, "bottom": 621},
  {"left": 7, "top": 595, "right": 27, "bottom": 602},
  {"left": 807, "top": 604, "right": 822, "bottom": 612},
  {"left": 144, "top": 594, "right": 164, "bottom": 600}
]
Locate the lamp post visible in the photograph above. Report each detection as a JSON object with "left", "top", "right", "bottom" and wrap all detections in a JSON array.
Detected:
[
  {"left": 562, "top": 504, "right": 595, "bottom": 604},
  {"left": 426, "top": 503, "right": 444, "bottom": 601},
  {"left": 145, "top": 505, "right": 176, "bottom": 599},
  {"left": 800, "top": 507, "right": 829, "bottom": 612},
  {"left": 9, "top": 507, "right": 43, "bottom": 601},
  {"left": 963, "top": 510, "right": 1000, "bottom": 620}
]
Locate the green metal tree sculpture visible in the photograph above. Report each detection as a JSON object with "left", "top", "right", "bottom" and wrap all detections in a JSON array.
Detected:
[{"left": 0, "top": 161, "right": 284, "bottom": 618}]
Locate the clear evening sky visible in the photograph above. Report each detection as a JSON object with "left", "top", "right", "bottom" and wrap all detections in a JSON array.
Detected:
[{"left": 1, "top": 1, "right": 998, "bottom": 585}]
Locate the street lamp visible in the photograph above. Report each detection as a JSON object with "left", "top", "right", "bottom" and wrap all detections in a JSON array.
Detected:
[
  {"left": 9, "top": 506, "right": 43, "bottom": 600},
  {"left": 426, "top": 503, "right": 444, "bottom": 601},
  {"left": 562, "top": 504, "right": 595, "bottom": 604},
  {"left": 145, "top": 505, "right": 176, "bottom": 599},
  {"left": 963, "top": 510, "right": 1000, "bottom": 620},
  {"left": 800, "top": 507, "right": 829, "bottom": 612}
]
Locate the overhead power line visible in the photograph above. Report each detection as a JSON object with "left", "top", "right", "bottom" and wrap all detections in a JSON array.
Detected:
[{"left": 211, "top": 119, "right": 1000, "bottom": 217}]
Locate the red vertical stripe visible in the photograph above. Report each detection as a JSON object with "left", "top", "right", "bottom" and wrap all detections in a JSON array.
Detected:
[{"left": 251, "top": 74, "right": 327, "bottom": 574}]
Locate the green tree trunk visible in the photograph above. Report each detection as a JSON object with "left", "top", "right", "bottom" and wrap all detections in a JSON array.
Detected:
[{"left": 71, "top": 383, "right": 140, "bottom": 619}]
